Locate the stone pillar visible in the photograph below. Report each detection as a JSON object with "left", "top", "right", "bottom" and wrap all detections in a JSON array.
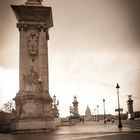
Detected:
[
  {"left": 11, "top": 0, "right": 55, "bottom": 132},
  {"left": 127, "top": 95, "right": 134, "bottom": 120},
  {"left": 73, "top": 96, "right": 79, "bottom": 114}
]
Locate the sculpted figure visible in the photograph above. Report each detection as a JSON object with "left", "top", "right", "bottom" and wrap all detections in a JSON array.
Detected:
[
  {"left": 28, "top": 31, "right": 38, "bottom": 57},
  {"left": 23, "top": 66, "right": 40, "bottom": 91},
  {"left": 23, "top": 66, "right": 39, "bottom": 85}
]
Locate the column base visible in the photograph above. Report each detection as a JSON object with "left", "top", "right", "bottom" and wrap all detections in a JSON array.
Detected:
[{"left": 11, "top": 119, "right": 55, "bottom": 133}]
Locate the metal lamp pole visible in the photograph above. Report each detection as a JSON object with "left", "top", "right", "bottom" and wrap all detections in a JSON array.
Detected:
[
  {"left": 94, "top": 109, "right": 96, "bottom": 121},
  {"left": 116, "top": 83, "right": 123, "bottom": 128},
  {"left": 97, "top": 105, "right": 99, "bottom": 122},
  {"left": 103, "top": 99, "right": 106, "bottom": 123}
]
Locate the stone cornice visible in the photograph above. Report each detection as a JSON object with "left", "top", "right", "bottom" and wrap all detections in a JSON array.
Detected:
[
  {"left": 25, "top": 0, "right": 42, "bottom": 5},
  {"left": 11, "top": 5, "right": 53, "bottom": 28},
  {"left": 17, "top": 23, "right": 48, "bottom": 32}
]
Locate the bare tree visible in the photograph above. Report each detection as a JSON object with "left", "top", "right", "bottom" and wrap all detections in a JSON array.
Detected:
[{"left": 2, "top": 100, "right": 15, "bottom": 113}]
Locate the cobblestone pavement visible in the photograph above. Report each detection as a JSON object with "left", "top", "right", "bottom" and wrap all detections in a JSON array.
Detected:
[{"left": 0, "top": 120, "right": 140, "bottom": 140}]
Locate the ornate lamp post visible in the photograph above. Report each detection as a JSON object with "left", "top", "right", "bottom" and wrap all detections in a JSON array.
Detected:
[
  {"left": 103, "top": 99, "right": 106, "bottom": 123},
  {"left": 52, "top": 95, "right": 59, "bottom": 118},
  {"left": 97, "top": 105, "right": 99, "bottom": 122},
  {"left": 116, "top": 83, "right": 123, "bottom": 128},
  {"left": 53, "top": 95, "right": 56, "bottom": 104}
]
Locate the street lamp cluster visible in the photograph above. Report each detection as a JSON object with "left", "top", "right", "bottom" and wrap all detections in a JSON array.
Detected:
[
  {"left": 96, "top": 99, "right": 106, "bottom": 123},
  {"left": 93, "top": 99, "right": 106, "bottom": 123},
  {"left": 93, "top": 83, "right": 123, "bottom": 129},
  {"left": 53, "top": 83, "right": 123, "bottom": 129}
]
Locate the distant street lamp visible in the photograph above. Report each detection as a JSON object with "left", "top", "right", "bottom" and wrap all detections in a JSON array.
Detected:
[
  {"left": 94, "top": 109, "right": 96, "bottom": 121},
  {"left": 103, "top": 99, "right": 106, "bottom": 123},
  {"left": 53, "top": 95, "right": 59, "bottom": 107},
  {"left": 116, "top": 83, "right": 123, "bottom": 128},
  {"left": 97, "top": 105, "right": 99, "bottom": 122}
]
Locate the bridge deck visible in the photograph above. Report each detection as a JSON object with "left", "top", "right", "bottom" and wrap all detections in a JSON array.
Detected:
[{"left": 0, "top": 120, "right": 140, "bottom": 140}]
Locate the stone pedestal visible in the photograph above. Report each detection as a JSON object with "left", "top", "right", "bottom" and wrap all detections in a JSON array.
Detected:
[
  {"left": 14, "top": 119, "right": 55, "bottom": 132},
  {"left": 127, "top": 95, "right": 134, "bottom": 120},
  {"left": 11, "top": 1, "right": 55, "bottom": 132},
  {"left": 72, "top": 96, "right": 79, "bottom": 114}
]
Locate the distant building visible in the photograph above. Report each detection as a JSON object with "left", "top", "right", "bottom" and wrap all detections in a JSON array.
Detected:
[
  {"left": 85, "top": 105, "right": 92, "bottom": 121},
  {"left": 134, "top": 111, "right": 140, "bottom": 119}
]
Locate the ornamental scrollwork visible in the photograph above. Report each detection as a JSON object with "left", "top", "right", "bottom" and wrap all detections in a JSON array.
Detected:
[{"left": 28, "top": 30, "right": 39, "bottom": 58}]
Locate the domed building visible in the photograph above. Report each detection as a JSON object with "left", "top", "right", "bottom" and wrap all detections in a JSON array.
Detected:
[{"left": 85, "top": 105, "right": 92, "bottom": 121}]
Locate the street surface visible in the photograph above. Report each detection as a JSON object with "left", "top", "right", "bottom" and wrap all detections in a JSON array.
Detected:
[{"left": 0, "top": 120, "right": 140, "bottom": 140}]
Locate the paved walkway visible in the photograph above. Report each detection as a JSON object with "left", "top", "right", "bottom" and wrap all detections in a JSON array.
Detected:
[{"left": 0, "top": 120, "right": 140, "bottom": 140}]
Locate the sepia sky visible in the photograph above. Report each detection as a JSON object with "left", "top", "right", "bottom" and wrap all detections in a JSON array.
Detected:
[{"left": 0, "top": 0, "right": 140, "bottom": 117}]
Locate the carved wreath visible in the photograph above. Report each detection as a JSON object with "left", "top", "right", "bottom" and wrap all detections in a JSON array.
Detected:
[{"left": 28, "top": 31, "right": 39, "bottom": 57}]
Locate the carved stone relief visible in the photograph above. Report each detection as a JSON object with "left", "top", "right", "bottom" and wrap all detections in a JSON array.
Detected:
[
  {"left": 28, "top": 30, "right": 39, "bottom": 60},
  {"left": 22, "top": 66, "right": 43, "bottom": 92},
  {"left": 22, "top": 100, "right": 37, "bottom": 117}
]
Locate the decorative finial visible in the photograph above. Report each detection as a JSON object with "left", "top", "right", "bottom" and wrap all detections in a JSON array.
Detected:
[{"left": 26, "top": 0, "right": 42, "bottom": 5}]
